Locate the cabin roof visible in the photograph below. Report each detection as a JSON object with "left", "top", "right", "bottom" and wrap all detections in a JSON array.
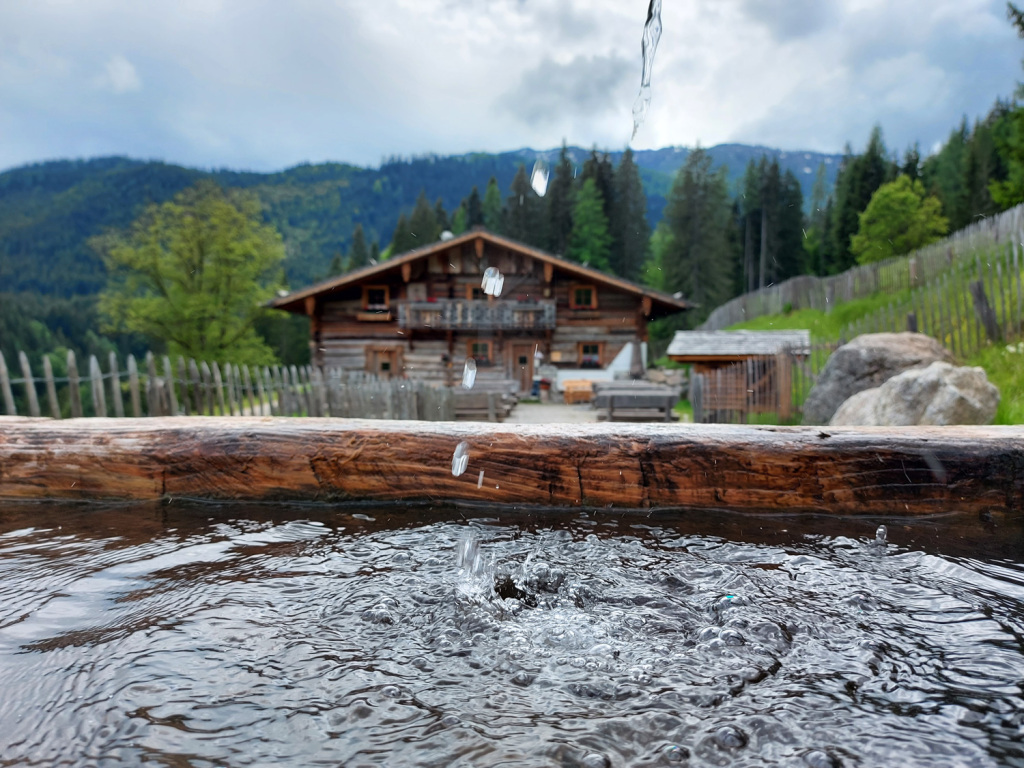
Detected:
[
  {"left": 667, "top": 330, "right": 812, "bottom": 359},
  {"left": 270, "top": 228, "right": 691, "bottom": 315}
]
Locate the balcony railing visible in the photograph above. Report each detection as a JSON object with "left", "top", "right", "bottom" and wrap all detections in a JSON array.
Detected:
[{"left": 397, "top": 300, "right": 556, "bottom": 331}]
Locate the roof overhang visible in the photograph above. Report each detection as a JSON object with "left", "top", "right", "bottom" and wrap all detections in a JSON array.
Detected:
[{"left": 270, "top": 229, "right": 691, "bottom": 317}]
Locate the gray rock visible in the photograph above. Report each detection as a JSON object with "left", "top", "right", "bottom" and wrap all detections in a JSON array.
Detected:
[
  {"left": 829, "top": 362, "right": 999, "bottom": 426},
  {"left": 802, "top": 333, "right": 953, "bottom": 425}
]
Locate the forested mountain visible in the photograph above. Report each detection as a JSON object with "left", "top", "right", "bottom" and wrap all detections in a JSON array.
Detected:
[{"left": 0, "top": 144, "right": 842, "bottom": 299}]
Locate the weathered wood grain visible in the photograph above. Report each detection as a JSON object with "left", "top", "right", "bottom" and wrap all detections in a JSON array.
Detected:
[{"left": 0, "top": 417, "right": 1021, "bottom": 515}]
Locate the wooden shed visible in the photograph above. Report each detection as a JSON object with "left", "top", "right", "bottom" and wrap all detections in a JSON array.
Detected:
[
  {"left": 271, "top": 229, "right": 691, "bottom": 392},
  {"left": 667, "top": 330, "right": 812, "bottom": 422}
]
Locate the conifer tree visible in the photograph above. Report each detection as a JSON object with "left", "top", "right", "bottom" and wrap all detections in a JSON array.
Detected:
[
  {"left": 610, "top": 148, "right": 649, "bottom": 282},
  {"left": 466, "top": 187, "right": 484, "bottom": 228},
  {"left": 434, "top": 198, "right": 450, "bottom": 233},
  {"left": 369, "top": 241, "right": 380, "bottom": 263},
  {"left": 546, "top": 143, "right": 577, "bottom": 255},
  {"left": 328, "top": 252, "right": 344, "bottom": 276},
  {"left": 660, "top": 148, "right": 735, "bottom": 327},
  {"left": 505, "top": 164, "right": 545, "bottom": 246},
  {"left": 566, "top": 178, "right": 612, "bottom": 271},
  {"left": 347, "top": 223, "right": 369, "bottom": 269},
  {"left": 482, "top": 177, "right": 504, "bottom": 233},
  {"left": 407, "top": 190, "right": 439, "bottom": 246},
  {"left": 451, "top": 205, "right": 468, "bottom": 235},
  {"left": 391, "top": 212, "right": 415, "bottom": 255}
]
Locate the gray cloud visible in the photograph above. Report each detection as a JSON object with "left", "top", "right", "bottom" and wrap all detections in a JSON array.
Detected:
[
  {"left": 499, "top": 54, "right": 634, "bottom": 127},
  {"left": 737, "top": 0, "right": 835, "bottom": 41}
]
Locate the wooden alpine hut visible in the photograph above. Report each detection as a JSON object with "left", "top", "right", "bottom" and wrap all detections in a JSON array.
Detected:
[{"left": 270, "top": 229, "right": 691, "bottom": 393}]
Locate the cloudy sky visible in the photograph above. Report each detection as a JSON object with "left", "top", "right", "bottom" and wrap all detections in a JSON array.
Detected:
[{"left": 0, "top": 0, "right": 1020, "bottom": 173}]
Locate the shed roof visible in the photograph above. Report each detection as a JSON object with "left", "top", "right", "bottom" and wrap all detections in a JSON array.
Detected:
[{"left": 667, "top": 330, "right": 812, "bottom": 359}]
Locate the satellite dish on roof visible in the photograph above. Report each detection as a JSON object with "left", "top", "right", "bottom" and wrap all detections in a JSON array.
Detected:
[{"left": 440, "top": 230, "right": 455, "bottom": 241}]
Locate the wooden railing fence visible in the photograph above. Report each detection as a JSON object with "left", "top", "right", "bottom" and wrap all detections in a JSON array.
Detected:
[
  {"left": 690, "top": 344, "right": 837, "bottom": 424},
  {"left": 0, "top": 350, "right": 455, "bottom": 421},
  {"left": 700, "top": 202, "right": 1024, "bottom": 331}
]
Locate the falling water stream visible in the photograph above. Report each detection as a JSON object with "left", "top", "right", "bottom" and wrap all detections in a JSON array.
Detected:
[{"left": 1, "top": 502, "right": 1022, "bottom": 767}]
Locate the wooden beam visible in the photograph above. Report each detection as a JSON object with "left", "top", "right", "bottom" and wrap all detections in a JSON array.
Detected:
[
  {"left": 304, "top": 296, "right": 317, "bottom": 316},
  {"left": 544, "top": 262, "right": 554, "bottom": 283},
  {"left": 401, "top": 262, "right": 412, "bottom": 283},
  {"left": 0, "top": 417, "right": 1021, "bottom": 516},
  {"left": 475, "top": 237, "right": 484, "bottom": 259},
  {"left": 641, "top": 296, "right": 653, "bottom": 317}
]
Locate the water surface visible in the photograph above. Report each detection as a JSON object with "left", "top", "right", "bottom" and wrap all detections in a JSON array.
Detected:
[{"left": 0, "top": 503, "right": 1022, "bottom": 767}]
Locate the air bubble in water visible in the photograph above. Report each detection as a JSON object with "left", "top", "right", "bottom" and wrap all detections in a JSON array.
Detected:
[
  {"left": 581, "top": 753, "right": 610, "bottom": 768},
  {"left": 482, "top": 267, "right": 504, "bottom": 297},
  {"left": 631, "top": 0, "right": 663, "bottom": 141},
  {"left": 462, "top": 358, "right": 477, "bottom": 389},
  {"left": 875, "top": 525, "right": 887, "bottom": 545},
  {"left": 664, "top": 745, "right": 689, "bottom": 762},
  {"left": 530, "top": 160, "right": 550, "bottom": 196},
  {"left": 452, "top": 441, "right": 469, "bottom": 477},
  {"left": 713, "top": 724, "right": 748, "bottom": 749}
]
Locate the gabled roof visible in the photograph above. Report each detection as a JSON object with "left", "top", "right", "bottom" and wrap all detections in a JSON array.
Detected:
[
  {"left": 667, "top": 330, "right": 811, "bottom": 358},
  {"left": 270, "top": 228, "right": 691, "bottom": 316}
]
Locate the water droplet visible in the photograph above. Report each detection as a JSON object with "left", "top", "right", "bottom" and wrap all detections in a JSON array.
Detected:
[
  {"left": 441, "top": 714, "right": 461, "bottom": 727},
  {"left": 631, "top": 0, "right": 663, "bottom": 141},
  {"left": 452, "top": 442, "right": 469, "bottom": 477},
  {"left": 581, "top": 753, "right": 610, "bottom": 768},
  {"left": 530, "top": 160, "right": 549, "bottom": 196},
  {"left": 482, "top": 266, "right": 504, "bottom": 297},
  {"left": 713, "top": 724, "right": 748, "bottom": 749},
  {"left": 477, "top": 470, "right": 484, "bottom": 489},
  {"left": 804, "top": 749, "right": 841, "bottom": 768},
  {"left": 664, "top": 744, "right": 689, "bottom": 762},
  {"left": 875, "top": 525, "right": 887, "bottom": 545},
  {"left": 380, "top": 685, "right": 402, "bottom": 698},
  {"left": 462, "top": 358, "right": 477, "bottom": 389}
]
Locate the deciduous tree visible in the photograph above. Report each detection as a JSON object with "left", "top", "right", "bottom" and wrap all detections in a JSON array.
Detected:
[{"left": 850, "top": 176, "right": 948, "bottom": 264}]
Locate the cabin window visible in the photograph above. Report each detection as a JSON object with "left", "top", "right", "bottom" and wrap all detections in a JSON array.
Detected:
[
  {"left": 362, "top": 285, "right": 390, "bottom": 310},
  {"left": 579, "top": 342, "right": 603, "bottom": 368},
  {"left": 468, "top": 340, "right": 494, "bottom": 366},
  {"left": 570, "top": 285, "right": 598, "bottom": 310},
  {"left": 465, "top": 285, "right": 485, "bottom": 301}
]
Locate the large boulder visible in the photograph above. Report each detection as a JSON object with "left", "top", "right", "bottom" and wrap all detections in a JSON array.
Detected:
[
  {"left": 802, "top": 333, "right": 954, "bottom": 425},
  {"left": 829, "top": 362, "right": 999, "bottom": 426}
]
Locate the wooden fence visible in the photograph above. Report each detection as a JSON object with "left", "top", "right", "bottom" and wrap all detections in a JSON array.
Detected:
[
  {"left": 837, "top": 240, "right": 1023, "bottom": 359},
  {"left": 700, "top": 202, "right": 1024, "bottom": 331},
  {"left": 690, "top": 344, "right": 837, "bottom": 424},
  {"left": 0, "top": 350, "right": 455, "bottom": 421}
]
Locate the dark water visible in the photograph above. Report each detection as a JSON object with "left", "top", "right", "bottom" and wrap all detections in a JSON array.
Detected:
[{"left": 1, "top": 503, "right": 1023, "bottom": 767}]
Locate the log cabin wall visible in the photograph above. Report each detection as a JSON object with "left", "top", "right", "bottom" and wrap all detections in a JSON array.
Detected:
[{"left": 299, "top": 235, "right": 659, "bottom": 389}]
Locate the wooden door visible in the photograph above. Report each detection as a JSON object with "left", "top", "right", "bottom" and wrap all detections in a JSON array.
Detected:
[
  {"left": 511, "top": 343, "right": 534, "bottom": 393},
  {"left": 367, "top": 347, "right": 400, "bottom": 379}
]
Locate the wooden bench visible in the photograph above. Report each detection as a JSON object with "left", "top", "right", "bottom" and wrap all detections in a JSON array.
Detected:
[
  {"left": 562, "top": 380, "right": 593, "bottom": 405},
  {"left": 453, "top": 391, "right": 515, "bottom": 422},
  {"left": 595, "top": 391, "right": 680, "bottom": 422}
]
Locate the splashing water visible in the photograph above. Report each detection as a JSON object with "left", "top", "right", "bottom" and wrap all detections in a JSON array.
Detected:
[
  {"left": 452, "top": 441, "right": 470, "bottom": 477},
  {"left": 875, "top": 525, "right": 888, "bottom": 545},
  {"left": 482, "top": 266, "right": 504, "bottom": 297},
  {"left": 462, "top": 358, "right": 477, "bottom": 389},
  {"left": 631, "top": 0, "right": 663, "bottom": 141},
  {"left": 530, "top": 160, "right": 550, "bottom": 197}
]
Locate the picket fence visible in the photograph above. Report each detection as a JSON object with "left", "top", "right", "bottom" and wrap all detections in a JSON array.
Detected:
[
  {"left": 700, "top": 202, "right": 1024, "bottom": 331},
  {"left": 0, "top": 350, "right": 456, "bottom": 421}
]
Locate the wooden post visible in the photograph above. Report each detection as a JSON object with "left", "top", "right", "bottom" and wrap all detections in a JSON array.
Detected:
[
  {"left": 272, "top": 367, "right": 287, "bottom": 416},
  {"left": 89, "top": 355, "right": 107, "bottom": 417},
  {"left": 177, "top": 357, "right": 190, "bottom": 416},
  {"left": 108, "top": 352, "right": 125, "bottom": 418},
  {"left": 43, "top": 356, "right": 60, "bottom": 419},
  {"left": 906, "top": 312, "right": 917, "bottom": 333},
  {"left": 224, "top": 363, "right": 238, "bottom": 416},
  {"left": 127, "top": 355, "right": 142, "bottom": 418},
  {"left": 163, "top": 357, "right": 178, "bottom": 416},
  {"left": 145, "top": 352, "right": 161, "bottom": 417},
  {"left": 0, "top": 351, "right": 16, "bottom": 416},
  {"left": 242, "top": 366, "right": 256, "bottom": 416},
  {"left": 969, "top": 280, "right": 1001, "bottom": 342},
  {"left": 189, "top": 359, "right": 203, "bottom": 415},
  {"left": 260, "top": 367, "right": 274, "bottom": 416},
  {"left": 212, "top": 362, "right": 227, "bottom": 416},
  {"left": 66, "top": 350, "right": 82, "bottom": 419},
  {"left": 18, "top": 352, "right": 41, "bottom": 417},
  {"left": 200, "top": 361, "right": 214, "bottom": 416}
]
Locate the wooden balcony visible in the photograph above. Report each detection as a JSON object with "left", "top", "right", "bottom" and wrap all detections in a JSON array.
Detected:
[{"left": 397, "top": 300, "right": 556, "bottom": 331}]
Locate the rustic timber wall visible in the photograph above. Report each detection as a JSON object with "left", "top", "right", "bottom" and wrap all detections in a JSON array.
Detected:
[{"left": 1, "top": 417, "right": 1020, "bottom": 516}]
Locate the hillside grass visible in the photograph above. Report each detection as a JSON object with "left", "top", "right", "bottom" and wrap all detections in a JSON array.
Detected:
[{"left": 966, "top": 342, "right": 1024, "bottom": 424}]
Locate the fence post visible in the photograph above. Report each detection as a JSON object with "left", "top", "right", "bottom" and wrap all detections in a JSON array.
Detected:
[
  {"left": 969, "top": 280, "right": 1001, "bottom": 343},
  {"left": 66, "top": 350, "right": 82, "bottom": 418},
  {"left": 127, "top": 355, "right": 142, "bottom": 417},
  {"left": 89, "top": 355, "right": 107, "bottom": 417},
  {"left": 189, "top": 359, "right": 203, "bottom": 414},
  {"left": 0, "top": 351, "right": 16, "bottom": 415},
  {"left": 223, "top": 363, "right": 237, "bottom": 416},
  {"left": 163, "top": 356, "right": 178, "bottom": 416},
  {"left": 18, "top": 352, "right": 41, "bottom": 417},
  {"left": 199, "top": 362, "right": 214, "bottom": 415},
  {"left": 43, "top": 356, "right": 60, "bottom": 419},
  {"left": 211, "top": 362, "right": 227, "bottom": 416},
  {"left": 145, "top": 352, "right": 160, "bottom": 416},
  {"left": 108, "top": 352, "right": 125, "bottom": 418},
  {"left": 178, "top": 357, "right": 190, "bottom": 416}
]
